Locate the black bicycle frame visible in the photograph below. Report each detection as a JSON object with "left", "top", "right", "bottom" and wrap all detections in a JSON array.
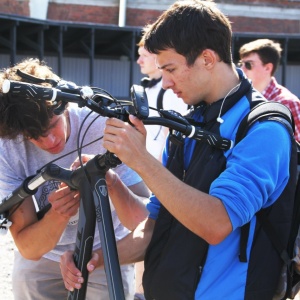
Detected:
[
  {"left": 0, "top": 152, "right": 125, "bottom": 300},
  {"left": 68, "top": 152, "right": 125, "bottom": 300}
]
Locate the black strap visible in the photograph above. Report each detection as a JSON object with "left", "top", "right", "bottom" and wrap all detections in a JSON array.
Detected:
[
  {"left": 236, "top": 101, "right": 294, "bottom": 145},
  {"left": 239, "top": 222, "right": 250, "bottom": 262},
  {"left": 289, "top": 151, "right": 300, "bottom": 255},
  {"left": 156, "top": 87, "right": 191, "bottom": 111},
  {"left": 157, "top": 88, "right": 166, "bottom": 110},
  {"left": 237, "top": 101, "right": 295, "bottom": 263},
  {"left": 140, "top": 77, "right": 162, "bottom": 88},
  {"left": 256, "top": 210, "right": 291, "bottom": 265},
  {"left": 152, "top": 88, "right": 167, "bottom": 140}
]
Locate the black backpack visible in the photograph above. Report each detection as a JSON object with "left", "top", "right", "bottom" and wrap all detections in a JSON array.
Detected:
[{"left": 236, "top": 101, "right": 300, "bottom": 300}]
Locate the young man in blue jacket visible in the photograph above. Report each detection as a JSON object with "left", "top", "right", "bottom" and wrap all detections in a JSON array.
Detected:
[{"left": 60, "top": 1, "right": 297, "bottom": 298}]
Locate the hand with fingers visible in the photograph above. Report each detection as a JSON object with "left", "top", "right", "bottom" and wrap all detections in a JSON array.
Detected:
[
  {"left": 71, "top": 154, "right": 119, "bottom": 188},
  {"left": 70, "top": 154, "right": 95, "bottom": 170},
  {"left": 60, "top": 249, "right": 103, "bottom": 292},
  {"left": 103, "top": 115, "right": 149, "bottom": 171},
  {"left": 48, "top": 183, "right": 80, "bottom": 221},
  {"left": 47, "top": 154, "right": 95, "bottom": 222}
]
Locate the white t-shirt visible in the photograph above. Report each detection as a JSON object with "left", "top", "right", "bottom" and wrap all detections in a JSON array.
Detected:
[
  {"left": 145, "top": 80, "right": 188, "bottom": 160},
  {"left": 0, "top": 104, "right": 142, "bottom": 262}
]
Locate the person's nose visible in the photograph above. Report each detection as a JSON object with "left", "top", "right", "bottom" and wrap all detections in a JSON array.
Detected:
[
  {"left": 40, "top": 133, "right": 57, "bottom": 148},
  {"left": 137, "top": 56, "right": 142, "bottom": 64},
  {"left": 162, "top": 74, "right": 174, "bottom": 90}
]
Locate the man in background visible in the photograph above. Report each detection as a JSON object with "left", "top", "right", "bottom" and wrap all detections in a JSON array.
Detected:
[{"left": 239, "top": 38, "right": 300, "bottom": 141}]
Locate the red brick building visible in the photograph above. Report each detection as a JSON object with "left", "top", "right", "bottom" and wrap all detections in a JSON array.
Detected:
[{"left": 2, "top": 0, "right": 300, "bottom": 34}]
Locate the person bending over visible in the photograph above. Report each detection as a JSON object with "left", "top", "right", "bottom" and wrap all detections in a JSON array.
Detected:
[{"left": 0, "top": 58, "right": 150, "bottom": 300}]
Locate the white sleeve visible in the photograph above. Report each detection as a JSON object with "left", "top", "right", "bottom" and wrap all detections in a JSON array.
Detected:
[{"left": 162, "top": 89, "right": 188, "bottom": 114}]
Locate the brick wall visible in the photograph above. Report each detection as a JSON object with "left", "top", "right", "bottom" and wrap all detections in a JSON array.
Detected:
[
  {"left": 126, "top": 8, "right": 162, "bottom": 27},
  {"left": 47, "top": 3, "right": 168, "bottom": 27},
  {"left": 230, "top": 17, "right": 300, "bottom": 33},
  {"left": 47, "top": 3, "right": 119, "bottom": 24},
  {"left": 1, "top": 0, "right": 300, "bottom": 34},
  {"left": 217, "top": 0, "right": 300, "bottom": 7},
  {"left": 0, "top": 0, "right": 29, "bottom": 16},
  {"left": 127, "top": 8, "right": 300, "bottom": 34},
  {"left": 46, "top": 2, "right": 300, "bottom": 34},
  {"left": 46, "top": 4, "right": 300, "bottom": 34}
]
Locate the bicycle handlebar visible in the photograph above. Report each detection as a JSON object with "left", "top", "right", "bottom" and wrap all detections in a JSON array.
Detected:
[
  {"left": 2, "top": 79, "right": 233, "bottom": 150},
  {"left": 0, "top": 152, "right": 121, "bottom": 216},
  {"left": 2, "top": 79, "right": 86, "bottom": 105},
  {"left": 0, "top": 176, "right": 38, "bottom": 214},
  {"left": 144, "top": 116, "right": 233, "bottom": 150},
  {"left": 0, "top": 79, "right": 233, "bottom": 216},
  {"left": 2, "top": 79, "right": 149, "bottom": 117}
]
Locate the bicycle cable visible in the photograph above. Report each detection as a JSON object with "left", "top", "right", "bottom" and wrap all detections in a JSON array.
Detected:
[
  {"left": 77, "top": 111, "right": 103, "bottom": 184},
  {"left": 36, "top": 135, "right": 103, "bottom": 173}
]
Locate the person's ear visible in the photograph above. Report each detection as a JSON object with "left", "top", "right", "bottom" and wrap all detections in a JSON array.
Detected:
[
  {"left": 264, "top": 62, "right": 274, "bottom": 75},
  {"left": 202, "top": 49, "right": 217, "bottom": 69}
]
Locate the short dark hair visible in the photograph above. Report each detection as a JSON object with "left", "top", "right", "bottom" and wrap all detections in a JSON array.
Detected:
[
  {"left": 0, "top": 58, "right": 61, "bottom": 140},
  {"left": 239, "top": 39, "right": 282, "bottom": 76},
  {"left": 143, "top": 0, "right": 233, "bottom": 66}
]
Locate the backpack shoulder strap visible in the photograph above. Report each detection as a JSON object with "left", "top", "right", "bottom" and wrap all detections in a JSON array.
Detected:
[
  {"left": 157, "top": 88, "right": 167, "bottom": 110},
  {"left": 238, "top": 101, "right": 295, "bottom": 263},
  {"left": 235, "top": 101, "right": 294, "bottom": 145}
]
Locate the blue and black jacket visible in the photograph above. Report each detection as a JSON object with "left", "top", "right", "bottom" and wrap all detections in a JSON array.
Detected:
[{"left": 144, "top": 70, "right": 298, "bottom": 300}]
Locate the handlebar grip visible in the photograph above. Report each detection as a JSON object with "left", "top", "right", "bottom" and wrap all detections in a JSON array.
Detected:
[
  {"left": 192, "top": 127, "right": 233, "bottom": 150},
  {"left": 0, "top": 176, "right": 38, "bottom": 215},
  {"left": 144, "top": 117, "right": 233, "bottom": 150},
  {"left": 3, "top": 79, "right": 57, "bottom": 101},
  {"left": 2, "top": 80, "right": 83, "bottom": 104}
]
